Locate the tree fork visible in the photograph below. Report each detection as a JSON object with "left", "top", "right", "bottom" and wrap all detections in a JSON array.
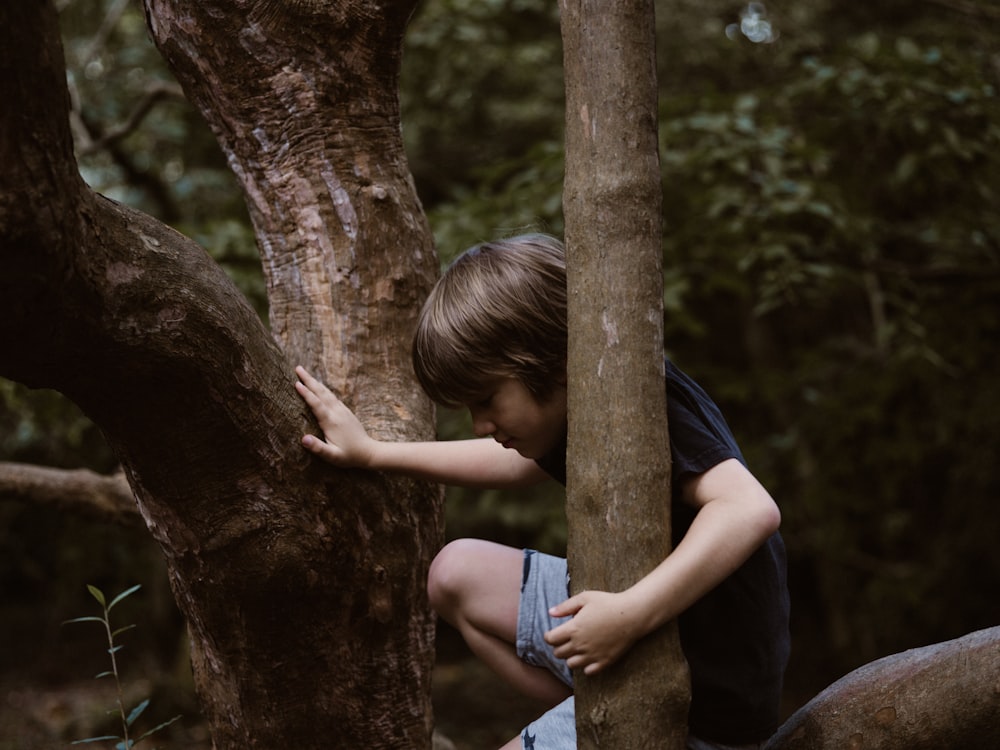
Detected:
[{"left": 2, "top": 1, "right": 443, "bottom": 747}]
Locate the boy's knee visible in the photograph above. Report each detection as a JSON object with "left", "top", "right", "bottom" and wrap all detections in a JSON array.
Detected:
[{"left": 427, "top": 538, "right": 479, "bottom": 618}]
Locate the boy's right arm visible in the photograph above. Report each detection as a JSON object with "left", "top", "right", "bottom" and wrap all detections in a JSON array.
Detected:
[{"left": 294, "top": 366, "right": 548, "bottom": 489}]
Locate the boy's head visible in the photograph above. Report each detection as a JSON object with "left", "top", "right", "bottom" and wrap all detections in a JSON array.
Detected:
[{"left": 413, "top": 233, "right": 567, "bottom": 408}]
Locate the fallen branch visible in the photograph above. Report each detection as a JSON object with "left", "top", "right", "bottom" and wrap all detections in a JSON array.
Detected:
[{"left": 0, "top": 461, "right": 141, "bottom": 527}]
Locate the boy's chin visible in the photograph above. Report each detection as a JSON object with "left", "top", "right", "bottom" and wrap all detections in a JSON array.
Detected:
[{"left": 512, "top": 443, "right": 545, "bottom": 460}]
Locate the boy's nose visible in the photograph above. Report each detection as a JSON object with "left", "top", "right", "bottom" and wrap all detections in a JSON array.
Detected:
[{"left": 470, "top": 410, "right": 495, "bottom": 438}]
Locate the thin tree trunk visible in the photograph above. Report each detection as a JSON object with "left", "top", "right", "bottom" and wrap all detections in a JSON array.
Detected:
[{"left": 561, "top": 1, "right": 690, "bottom": 747}]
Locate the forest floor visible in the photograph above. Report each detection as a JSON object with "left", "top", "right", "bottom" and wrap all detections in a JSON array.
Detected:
[
  {"left": 1, "top": 617, "right": 816, "bottom": 749},
  {"left": 0, "top": 625, "right": 540, "bottom": 750}
]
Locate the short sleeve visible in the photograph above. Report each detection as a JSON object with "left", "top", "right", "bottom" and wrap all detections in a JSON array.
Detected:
[{"left": 665, "top": 359, "right": 745, "bottom": 480}]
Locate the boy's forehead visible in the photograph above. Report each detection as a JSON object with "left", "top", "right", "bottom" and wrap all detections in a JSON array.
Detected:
[
  {"left": 428, "top": 373, "right": 493, "bottom": 409},
  {"left": 460, "top": 376, "right": 505, "bottom": 402}
]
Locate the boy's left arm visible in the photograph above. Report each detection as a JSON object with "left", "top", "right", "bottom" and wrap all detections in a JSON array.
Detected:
[{"left": 544, "top": 457, "right": 780, "bottom": 674}]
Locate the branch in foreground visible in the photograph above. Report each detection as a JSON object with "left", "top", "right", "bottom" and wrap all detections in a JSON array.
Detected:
[
  {"left": 767, "top": 625, "right": 1000, "bottom": 749},
  {"left": 0, "top": 462, "right": 141, "bottom": 527}
]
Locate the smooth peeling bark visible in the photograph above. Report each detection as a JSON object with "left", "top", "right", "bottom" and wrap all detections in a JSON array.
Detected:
[{"left": 141, "top": 0, "right": 438, "bottom": 413}]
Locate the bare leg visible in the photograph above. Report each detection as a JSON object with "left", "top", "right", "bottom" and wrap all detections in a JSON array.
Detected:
[{"left": 428, "top": 538, "right": 572, "bottom": 707}]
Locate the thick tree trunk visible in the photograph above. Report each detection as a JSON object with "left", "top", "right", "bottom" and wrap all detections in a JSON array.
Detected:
[
  {"left": 1, "top": 2, "right": 442, "bottom": 748},
  {"left": 141, "top": 0, "right": 438, "bottom": 408},
  {"left": 561, "top": 1, "right": 690, "bottom": 747}
]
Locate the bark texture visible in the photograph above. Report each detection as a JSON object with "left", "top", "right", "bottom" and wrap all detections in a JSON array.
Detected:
[
  {"left": 1, "top": 2, "right": 442, "bottom": 748},
  {"left": 561, "top": 1, "right": 690, "bottom": 747},
  {"left": 767, "top": 626, "right": 1000, "bottom": 749},
  {"left": 142, "top": 0, "right": 437, "bottom": 414}
]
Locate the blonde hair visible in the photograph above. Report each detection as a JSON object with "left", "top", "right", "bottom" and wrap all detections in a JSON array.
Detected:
[{"left": 413, "top": 234, "right": 567, "bottom": 406}]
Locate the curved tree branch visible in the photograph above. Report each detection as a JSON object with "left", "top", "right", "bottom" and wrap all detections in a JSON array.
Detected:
[
  {"left": 767, "top": 626, "right": 1000, "bottom": 749},
  {"left": 77, "top": 81, "right": 186, "bottom": 156}
]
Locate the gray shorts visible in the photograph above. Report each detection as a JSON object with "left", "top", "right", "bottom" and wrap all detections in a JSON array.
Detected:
[
  {"left": 514, "top": 549, "right": 764, "bottom": 750},
  {"left": 514, "top": 550, "right": 575, "bottom": 750}
]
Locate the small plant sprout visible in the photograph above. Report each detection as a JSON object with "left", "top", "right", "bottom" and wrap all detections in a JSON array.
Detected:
[{"left": 64, "top": 584, "right": 180, "bottom": 749}]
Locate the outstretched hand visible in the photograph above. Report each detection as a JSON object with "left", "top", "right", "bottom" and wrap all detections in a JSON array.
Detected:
[
  {"left": 294, "top": 366, "right": 377, "bottom": 468},
  {"left": 543, "top": 590, "right": 644, "bottom": 675}
]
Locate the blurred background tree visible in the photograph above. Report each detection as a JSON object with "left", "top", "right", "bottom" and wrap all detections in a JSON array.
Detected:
[{"left": 2, "top": 0, "right": 997, "bottom": 745}]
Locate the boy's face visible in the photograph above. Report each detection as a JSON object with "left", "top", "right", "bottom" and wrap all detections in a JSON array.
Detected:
[{"left": 466, "top": 377, "right": 567, "bottom": 460}]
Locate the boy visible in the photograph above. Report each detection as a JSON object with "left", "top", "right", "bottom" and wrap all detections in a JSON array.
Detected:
[{"left": 295, "top": 234, "right": 790, "bottom": 750}]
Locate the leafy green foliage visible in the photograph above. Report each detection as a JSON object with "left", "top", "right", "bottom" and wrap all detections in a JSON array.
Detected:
[
  {"left": 60, "top": 0, "right": 265, "bottom": 318},
  {"left": 401, "top": 0, "right": 564, "bottom": 210},
  {"left": 0, "top": 379, "right": 115, "bottom": 470},
  {"left": 64, "top": 585, "right": 181, "bottom": 749},
  {"left": 411, "top": 0, "right": 1000, "bottom": 684},
  {"left": 657, "top": 23, "right": 999, "bottom": 680},
  {"left": 3, "top": 0, "right": 997, "bottom": 714}
]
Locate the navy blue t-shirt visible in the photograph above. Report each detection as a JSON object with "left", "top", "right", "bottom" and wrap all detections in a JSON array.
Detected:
[{"left": 535, "top": 359, "right": 790, "bottom": 743}]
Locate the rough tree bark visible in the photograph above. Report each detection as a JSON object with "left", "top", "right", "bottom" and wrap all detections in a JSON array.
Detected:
[
  {"left": 766, "top": 626, "right": 1000, "bottom": 749},
  {"left": 1, "top": 1, "right": 442, "bottom": 748},
  {"left": 561, "top": 1, "right": 691, "bottom": 747}
]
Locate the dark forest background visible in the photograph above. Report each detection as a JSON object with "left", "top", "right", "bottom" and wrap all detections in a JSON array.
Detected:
[{"left": 1, "top": 0, "right": 997, "bottom": 747}]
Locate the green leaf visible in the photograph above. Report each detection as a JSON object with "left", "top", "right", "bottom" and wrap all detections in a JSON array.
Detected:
[
  {"left": 72, "top": 736, "right": 120, "bottom": 745},
  {"left": 63, "top": 616, "right": 105, "bottom": 626},
  {"left": 135, "top": 715, "right": 182, "bottom": 742},
  {"left": 895, "top": 37, "right": 920, "bottom": 62},
  {"left": 126, "top": 699, "right": 150, "bottom": 727},
  {"left": 109, "top": 585, "right": 142, "bottom": 611},
  {"left": 893, "top": 152, "right": 919, "bottom": 185},
  {"left": 95, "top": 671, "right": 114, "bottom": 679},
  {"left": 112, "top": 624, "right": 137, "bottom": 639},
  {"left": 853, "top": 32, "right": 880, "bottom": 60},
  {"left": 86, "top": 585, "right": 106, "bottom": 607}
]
